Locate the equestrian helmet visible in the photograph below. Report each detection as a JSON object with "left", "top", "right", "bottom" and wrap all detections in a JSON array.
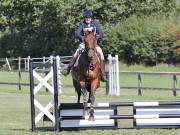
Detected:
[{"left": 83, "top": 10, "right": 93, "bottom": 18}]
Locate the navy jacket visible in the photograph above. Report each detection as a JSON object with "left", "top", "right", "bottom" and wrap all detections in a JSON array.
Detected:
[{"left": 75, "top": 20, "right": 104, "bottom": 46}]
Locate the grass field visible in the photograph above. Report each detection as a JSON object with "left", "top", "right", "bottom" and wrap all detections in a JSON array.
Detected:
[{"left": 0, "top": 64, "right": 180, "bottom": 135}]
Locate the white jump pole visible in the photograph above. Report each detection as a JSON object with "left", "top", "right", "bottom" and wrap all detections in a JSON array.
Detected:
[
  {"left": 108, "top": 54, "right": 112, "bottom": 95},
  {"left": 5, "top": 57, "right": 12, "bottom": 71},
  {"left": 115, "top": 55, "right": 120, "bottom": 96},
  {"left": 108, "top": 54, "right": 120, "bottom": 96},
  {"left": 56, "top": 56, "right": 62, "bottom": 94}
]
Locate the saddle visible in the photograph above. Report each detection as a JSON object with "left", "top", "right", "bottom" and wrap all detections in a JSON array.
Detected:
[{"left": 74, "top": 49, "right": 101, "bottom": 68}]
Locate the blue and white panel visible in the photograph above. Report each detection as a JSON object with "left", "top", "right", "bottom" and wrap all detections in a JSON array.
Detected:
[
  {"left": 60, "top": 109, "right": 114, "bottom": 116},
  {"left": 61, "top": 119, "right": 115, "bottom": 128},
  {"left": 60, "top": 108, "right": 115, "bottom": 128}
]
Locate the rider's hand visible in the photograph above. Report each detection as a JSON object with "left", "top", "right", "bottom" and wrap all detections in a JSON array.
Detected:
[
  {"left": 81, "top": 36, "right": 85, "bottom": 41},
  {"left": 98, "top": 44, "right": 103, "bottom": 48},
  {"left": 97, "top": 40, "right": 103, "bottom": 48},
  {"left": 95, "top": 34, "right": 100, "bottom": 40},
  {"left": 84, "top": 27, "right": 93, "bottom": 32}
]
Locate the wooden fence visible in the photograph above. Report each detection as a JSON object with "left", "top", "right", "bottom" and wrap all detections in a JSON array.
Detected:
[{"left": 118, "top": 71, "right": 180, "bottom": 96}]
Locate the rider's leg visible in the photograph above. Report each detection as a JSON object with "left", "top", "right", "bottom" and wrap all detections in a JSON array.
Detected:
[
  {"left": 62, "top": 43, "right": 85, "bottom": 76},
  {"left": 62, "top": 49, "right": 79, "bottom": 76},
  {"left": 96, "top": 45, "right": 107, "bottom": 82}
]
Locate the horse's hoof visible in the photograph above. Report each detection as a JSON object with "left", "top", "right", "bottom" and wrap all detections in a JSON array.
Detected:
[{"left": 88, "top": 116, "right": 95, "bottom": 121}]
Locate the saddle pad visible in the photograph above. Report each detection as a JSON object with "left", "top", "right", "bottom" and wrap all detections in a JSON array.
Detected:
[
  {"left": 74, "top": 54, "right": 81, "bottom": 67},
  {"left": 74, "top": 50, "right": 101, "bottom": 67}
]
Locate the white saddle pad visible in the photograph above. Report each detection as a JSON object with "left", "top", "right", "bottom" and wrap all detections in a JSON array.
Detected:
[{"left": 74, "top": 54, "right": 81, "bottom": 67}]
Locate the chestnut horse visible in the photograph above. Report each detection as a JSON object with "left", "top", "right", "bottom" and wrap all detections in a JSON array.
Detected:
[{"left": 71, "top": 28, "right": 101, "bottom": 121}]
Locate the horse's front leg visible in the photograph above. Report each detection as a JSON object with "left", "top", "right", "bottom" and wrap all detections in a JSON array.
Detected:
[
  {"left": 88, "top": 78, "right": 100, "bottom": 121},
  {"left": 80, "top": 82, "right": 88, "bottom": 117},
  {"left": 89, "top": 91, "right": 95, "bottom": 121}
]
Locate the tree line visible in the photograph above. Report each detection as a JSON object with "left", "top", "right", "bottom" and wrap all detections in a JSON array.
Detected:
[{"left": 0, "top": 0, "right": 180, "bottom": 65}]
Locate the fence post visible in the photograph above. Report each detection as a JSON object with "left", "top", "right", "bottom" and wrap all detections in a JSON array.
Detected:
[
  {"left": 18, "top": 56, "right": 22, "bottom": 90},
  {"left": 43, "top": 56, "right": 46, "bottom": 71},
  {"left": 29, "top": 58, "right": 36, "bottom": 131},
  {"left": 50, "top": 56, "right": 54, "bottom": 92},
  {"left": 107, "top": 54, "right": 120, "bottom": 96},
  {"left": 53, "top": 57, "right": 59, "bottom": 131},
  {"left": 27, "top": 56, "right": 30, "bottom": 71},
  {"left": 106, "top": 72, "right": 109, "bottom": 95},
  {"left": 173, "top": 74, "right": 177, "bottom": 96},
  {"left": 43, "top": 56, "right": 48, "bottom": 92},
  {"left": 115, "top": 55, "right": 120, "bottom": 96},
  {"left": 138, "top": 73, "right": 142, "bottom": 96},
  {"left": 56, "top": 55, "right": 62, "bottom": 94},
  {"left": 108, "top": 54, "right": 112, "bottom": 95}
]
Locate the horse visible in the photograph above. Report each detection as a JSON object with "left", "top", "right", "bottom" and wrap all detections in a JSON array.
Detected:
[{"left": 71, "top": 28, "right": 101, "bottom": 121}]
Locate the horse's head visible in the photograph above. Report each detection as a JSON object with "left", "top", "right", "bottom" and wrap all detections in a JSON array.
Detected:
[
  {"left": 83, "top": 28, "right": 96, "bottom": 60},
  {"left": 83, "top": 27, "right": 99, "bottom": 70}
]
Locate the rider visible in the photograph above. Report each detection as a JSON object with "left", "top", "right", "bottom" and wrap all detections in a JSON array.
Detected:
[{"left": 63, "top": 10, "right": 107, "bottom": 82}]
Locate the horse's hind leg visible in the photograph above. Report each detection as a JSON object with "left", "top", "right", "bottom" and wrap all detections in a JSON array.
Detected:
[
  {"left": 76, "top": 87, "right": 81, "bottom": 104},
  {"left": 77, "top": 91, "right": 81, "bottom": 103},
  {"left": 76, "top": 84, "right": 82, "bottom": 104},
  {"left": 73, "top": 79, "right": 81, "bottom": 103}
]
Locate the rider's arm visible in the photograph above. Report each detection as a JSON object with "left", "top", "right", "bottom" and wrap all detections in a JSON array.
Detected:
[
  {"left": 93, "top": 21, "right": 104, "bottom": 47},
  {"left": 75, "top": 22, "right": 84, "bottom": 42},
  {"left": 94, "top": 21, "right": 104, "bottom": 39}
]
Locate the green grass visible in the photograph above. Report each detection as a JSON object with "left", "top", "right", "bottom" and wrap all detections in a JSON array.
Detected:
[
  {"left": 1, "top": 87, "right": 180, "bottom": 135},
  {"left": 0, "top": 64, "right": 180, "bottom": 135}
]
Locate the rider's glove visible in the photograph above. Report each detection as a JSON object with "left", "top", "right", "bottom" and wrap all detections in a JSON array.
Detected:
[
  {"left": 95, "top": 34, "right": 100, "bottom": 40},
  {"left": 81, "top": 36, "right": 85, "bottom": 42}
]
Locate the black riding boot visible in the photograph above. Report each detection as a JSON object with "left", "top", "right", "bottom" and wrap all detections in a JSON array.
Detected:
[
  {"left": 100, "top": 60, "right": 107, "bottom": 82},
  {"left": 62, "top": 56, "right": 76, "bottom": 76}
]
